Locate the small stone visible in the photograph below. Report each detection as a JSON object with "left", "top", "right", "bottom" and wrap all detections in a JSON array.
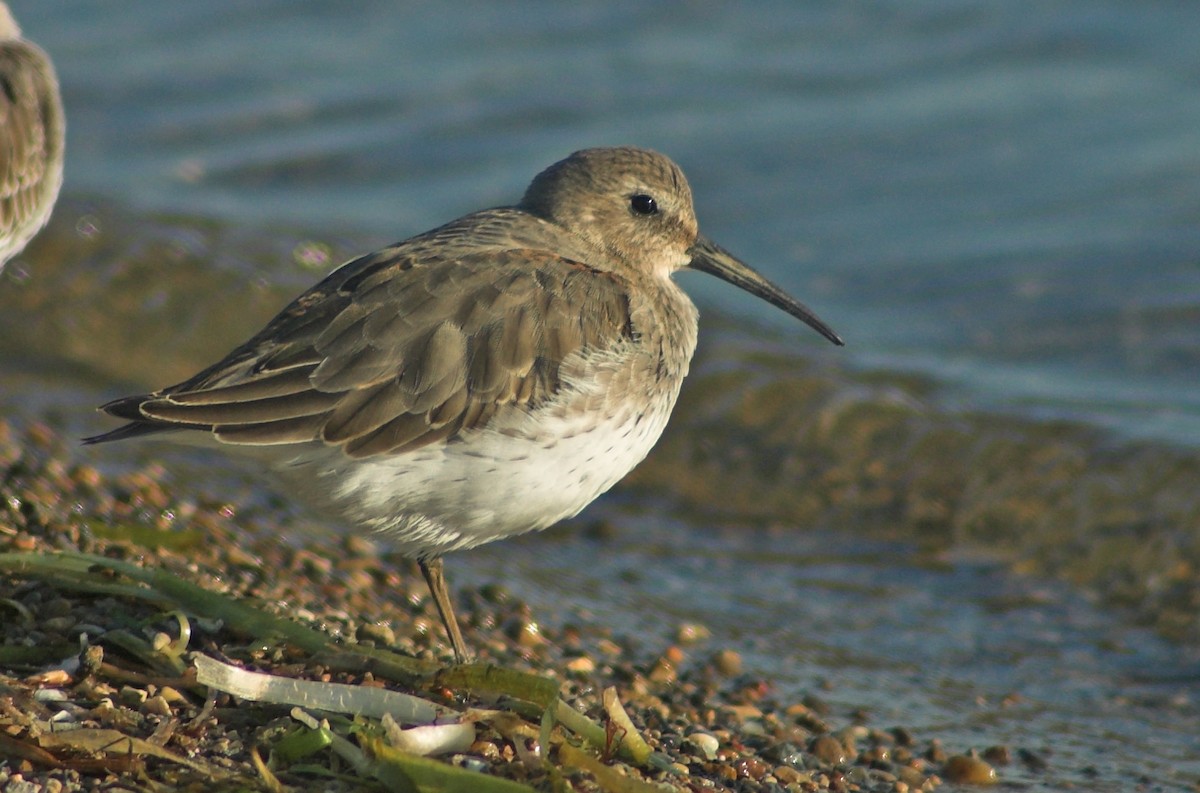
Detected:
[
  {"left": 724, "top": 704, "right": 762, "bottom": 722},
  {"left": 478, "top": 583, "right": 510, "bottom": 604},
  {"left": 774, "top": 766, "right": 809, "bottom": 785},
  {"left": 896, "top": 765, "right": 926, "bottom": 787},
  {"left": 942, "top": 754, "right": 998, "bottom": 785},
  {"left": 981, "top": 745, "right": 1011, "bottom": 765},
  {"left": 39, "top": 615, "right": 74, "bottom": 632},
  {"left": 926, "top": 740, "right": 947, "bottom": 763},
  {"left": 119, "top": 686, "right": 147, "bottom": 707},
  {"left": 737, "top": 756, "right": 771, "bottom": 780},
  {"left": 712, "top": 649, "right": 742, "bottom": 677},
  {"left": 648, "top": 655, "right": 677, "bottom": 684},
  {"left": 78, "top": 644, "right": 104, "bottom": 677},
  {"left": 4, "top": 776, "right": 37, "bottom": 793},
  {"left": 565, "top": 655, "right": 595, "bottom": 674},
  {"left": 810, "top": 734, "right": 847, "bottom": 765},
  {"left": 158, "top": 686, "right": 187, "bottom": 704},
  {"left": 141, "top": 695, "right": 172, "bottom": 716},
  {"left": 42, "top": 599, "right": 73, "bottom": 619},
  {"left": 506, "top": 618, "right": 544, "bottom": 648},
  {"left": 845, "top": 767, "right": 870, "bottom": 785},
  {"left": 596, "top": 639, "right": 622, "bottom": 656},
  {"left": 469, "top": 740, "right": 500, "bottom": 760},
  {"left": 1017, "top": 747, "right": 1048, "bottom": 772},
  {"left": 864, "top": 745, "right": 890, "bottom": 764},
  {"left": 343, "top": 568, "right": 375, "bottom": 593},
  {"left": 687, "top": 732, "right": 719, "bottom": 760},
  {"left": 357, "top": 621, "right": 396, "bottom": 647},
  {"left": 676, "top": 622, "right": 711, "bottom": 644}
]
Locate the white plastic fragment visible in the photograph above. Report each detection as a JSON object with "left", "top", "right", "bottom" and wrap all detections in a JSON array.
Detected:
[
  {"left": 194, "top": 653, "right": 451, "bottom": 723},
  {"left": 382, "top": 712, "right": 475, "bottom": 756}
]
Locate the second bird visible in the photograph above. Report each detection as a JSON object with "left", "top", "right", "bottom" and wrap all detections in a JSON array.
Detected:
[
  {"left": 86, "top": 146, "right": 843, "bottom": 662},
  {"left": 0, "top": 2, "right": 64, "bottom": 269}
]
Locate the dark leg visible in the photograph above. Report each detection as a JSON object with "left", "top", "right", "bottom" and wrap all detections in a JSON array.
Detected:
[{"left": 419, "top": 556, "right": 470, "bottom": 663}]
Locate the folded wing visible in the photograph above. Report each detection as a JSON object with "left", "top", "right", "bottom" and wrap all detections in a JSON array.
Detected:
[{"left": 89, "top": 240, "right": 634, "bottom": 459}]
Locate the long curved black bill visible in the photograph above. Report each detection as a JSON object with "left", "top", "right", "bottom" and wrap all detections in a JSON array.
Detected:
[{"left": 688, "top": 235, "right": 844, "bottom": 346}]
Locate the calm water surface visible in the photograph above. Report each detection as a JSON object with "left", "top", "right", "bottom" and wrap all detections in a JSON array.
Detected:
[
  {"left": 25, "top": 0, "right": 1200, "bottom": 443},
  {"left": 4, "top": 2, "right": 1199, "bottom": 789}
]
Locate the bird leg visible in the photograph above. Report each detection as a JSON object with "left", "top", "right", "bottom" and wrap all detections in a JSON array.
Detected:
[{"left": 418, "top": 556, "right": 470, "bottom": 663}]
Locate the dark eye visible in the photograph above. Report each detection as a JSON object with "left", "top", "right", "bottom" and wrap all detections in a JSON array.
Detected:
[{"left": 630, "top": 194, "right": 658, "bottom": 215}]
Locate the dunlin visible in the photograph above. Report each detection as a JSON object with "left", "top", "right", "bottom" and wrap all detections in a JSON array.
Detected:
[
  {"left": 87, "top": 147, "right": 842, "bottom": 662},
  {"left": 0, "top": 2, "right": 64, "bottom": 268}
]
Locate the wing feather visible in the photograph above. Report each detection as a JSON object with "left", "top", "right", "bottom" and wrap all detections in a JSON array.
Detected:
[{"left": 89, "top": 222, "right": 635, "bottom": 459}]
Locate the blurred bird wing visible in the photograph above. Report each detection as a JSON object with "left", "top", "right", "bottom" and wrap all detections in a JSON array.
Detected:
[
  {"left": 0, "top": 42, "right": 63, "bottom": 222},
  {"left": 103, "top": 243, "right": 634, "bottom": 459}
]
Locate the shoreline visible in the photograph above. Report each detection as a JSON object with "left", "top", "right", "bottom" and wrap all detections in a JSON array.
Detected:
[{"left": 0, "top": 416, "right": 1011, "bottom": 791}]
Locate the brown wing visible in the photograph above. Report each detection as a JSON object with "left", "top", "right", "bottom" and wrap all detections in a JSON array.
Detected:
[
  {"left": 90, "top": 232, "right": 635, "bottom": 459},
  {"left": 0, "top": 40, "right": 63, "bottom": 255}
]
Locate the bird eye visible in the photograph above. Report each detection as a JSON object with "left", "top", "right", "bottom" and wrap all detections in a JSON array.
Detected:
[{"left": 630, "top": 194, "right": 658, "bottom": 215}]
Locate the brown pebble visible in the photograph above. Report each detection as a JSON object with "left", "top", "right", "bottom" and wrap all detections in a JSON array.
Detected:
[
  {"left": 773, "top": 766, "right": 808, "bottom": 785},
  {"left": 712, "top": 649, "right": 742, "bottom": 677},
  {"left": 810, "top": 734, "right": 847, "bottom": 765},
  {"left": 736, "top": 756, "right": 770, "bottom": 780},
  {"left": 724, "top": 704, "right": 762, "bottom": 722},
  {"left": 942, "top": 754, "right": 998, "bottom": 785},
  {"left": 864, "top": 745, "right": 890, "bottom": 764},
  {"left": 158, "top": 686, "right": 187, "bottom": 704},
  {"left": 596, "top": 639, "right": 622, "bottom": 656},
  {"left": 649, "top": 656, "right": 677, "bottom": 684},
  {"left": 565, "top": 655, "right": 595, "bottom": 674},
  {"left": 78, "top": 645, "right": 104, "bottom": 677},
  {"left": 926, "top": 739, "right": 947, "bottom": 763},
  {"left": 981, "top": 745, "right": 1011, "bottom": 765},
  {"left": 141, "top": 695, "right": 172, "bottom": 717},
  {"left": 343, "top": 568, "right": 375, "bottom": 593},
  {"left": 357, "top": 621, "right": 396, "bottom": 647},
  {"left": 512, "top": 619, "right": 544, "bottom": 649},
  {"left": 469, "top": 740, "right": 500, "bottom": 760}
]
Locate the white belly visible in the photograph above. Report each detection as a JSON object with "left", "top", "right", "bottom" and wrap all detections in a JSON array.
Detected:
[{"left": 276, "top": 384, "right": 679, "bottom": 557}]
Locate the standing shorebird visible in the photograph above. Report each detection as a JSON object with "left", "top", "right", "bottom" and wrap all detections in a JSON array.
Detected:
[
  {"left": 86, "top": 147, "right": 843, "bottom": 662},
  {"left": 0, "top": 2, "right": 64, "bottom": 269}
]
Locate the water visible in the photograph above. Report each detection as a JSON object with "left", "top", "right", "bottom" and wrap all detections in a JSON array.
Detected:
[
  {"left": 21, "top": 0, "right": 1200, "bottom": 444},
  {"left": 466, "top": 512, "right": 1200, "bottom": 791},
  {"left": 4, "top": 1, "right": 1199, "bottom": 789}
]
